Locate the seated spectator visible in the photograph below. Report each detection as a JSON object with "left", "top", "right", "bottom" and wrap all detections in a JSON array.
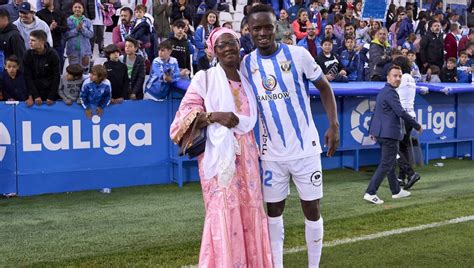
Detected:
[
  {"left": 440, "top": 57, "right": 458, "bottom": 82},
  {"left": 292, "top": 8, "right": 311, "bottom": 43},
  {"left": 24, "top": 30, "right": 60, "bottom": 107},
  {"left": 120, "top": 37, "right": 146, "bottom": 100},
  {"left": 0, "top": 0, "right": 22, "bottom": 22},
  {"left": 239, "top": 22, "right": 254, "bottom": 57},
  {"left": 65, "top": 1, "right": 93, "bottom": 73},
  {"left": 369, "top": 28, "right": 392, "bottom": 81},
  {"left": 339, "top": 36, "right": 359, "bottom": 81},
  {"left": 80, "top": 65, "right": 111, "bottom": 119},
  {"left": 169, "top": 19, "right": 191, "bottom": 78},
  {"left": 421, "top": 65, "right": 441, "bottom": 83},
  {"left": 0, "top": 9, "right": 26, "bottom": 70},
  {"left": 13, "top": 2, "right": 53, "bottom": 49},
  {"left": 144, "top": 40, "right": 180, "bottom": 101},
  {"left": 319, "top": 24, "right": 341, "bottom": 54},
  {"left": 276, "top": 9, "right": 294, "bottom": 42},
  {"left": 457, "top": 50, "right": 472, "bottom": 83},
  {"left": 58, "top": 64, "right": 86, "bottom": 105},
  {"left": 197, "top": 44, "right": 215, "bottom": 72},
  {"left": 103, "top": 44, "right": 130, "bottom": 104},
  {"left": 297, "top": 24, "right": 320, "bottom": 60},
  {"left": 112, "top": 7, "right": 133, "bottom": 53},
  {"left": 316, "top": 38, "right": 348, "bottom": 82},
  {"left": 0, "top": 55, "right": 28, "bottom": 101},
  {"left": 129, "top": 4, "right": 153, "bottom": 51},
  {"left": 407, "top": 50, "right": 421, "bottom": 82},
  {"left": 194, "top": 10, "right": 219, "bottom": 67}
]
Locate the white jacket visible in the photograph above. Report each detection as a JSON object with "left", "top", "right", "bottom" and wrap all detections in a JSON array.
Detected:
[{"left": 13, "top": 15, "right": 53, "bottom": 49}]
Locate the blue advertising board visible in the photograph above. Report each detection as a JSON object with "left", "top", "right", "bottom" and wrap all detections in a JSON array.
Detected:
[
  {"left": 361, "top": 0, "right": 390, "bottom": 21},
  {"left": 0, "top": 103, "right": 16, "bottom": 194},
  {"left": 15, "top": 101, "right": 172, "bottom": 196}
]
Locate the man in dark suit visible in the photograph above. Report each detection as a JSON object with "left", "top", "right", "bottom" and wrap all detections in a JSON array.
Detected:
[{"left": 364, "top": 65, "right": 423, "bottom": 205}]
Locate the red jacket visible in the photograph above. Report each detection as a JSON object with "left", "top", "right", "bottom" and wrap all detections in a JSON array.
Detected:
[{"left": 444, "top": 32, "right": 458, "bottom": 60}]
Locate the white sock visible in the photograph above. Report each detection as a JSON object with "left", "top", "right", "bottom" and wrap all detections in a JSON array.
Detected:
[
  {"left": 268, "top": 215, "right": 284, "bottom": 268},
  {"left": 305, "top": 217, "right": 324, "bottom": 268}
]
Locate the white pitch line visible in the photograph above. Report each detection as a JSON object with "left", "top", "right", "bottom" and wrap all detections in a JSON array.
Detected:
[{"left": 284, "top": 215, "right": 474, "bottom": 254}]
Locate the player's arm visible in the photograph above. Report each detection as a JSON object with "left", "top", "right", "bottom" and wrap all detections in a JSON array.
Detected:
[{"left": 312, "top": 76, "right": 340, "bottom": 157}]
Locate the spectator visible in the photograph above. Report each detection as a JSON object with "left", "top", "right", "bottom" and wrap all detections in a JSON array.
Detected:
[
  {"left": 170, "top": 0, "right": 192, "bottom": 25},
  {"left": 354, "top": 1, "right": 362, "bottom": 21},
  {"left": 36, "top": 0, "right": 67, "bottom": 71},
  {"left": 369, "top": 28, "right": 392, "bottom": 81},
  {"left": 0, "top": 0, "right": 21, "bottom": 22},
  {"left": 414, "top": 11, "right": 428, "bottom": 37},
  {"left": 326, "top": 2, "right": 341, "bottom": 25},
  {"left": 445, "top": 23, "right": 460, "bottom": 60},
  {"left": 221, "top": 21, "right": 232, "bottom": 29},
  {"left": 275, "top": 9, "right": 293, "bottom": 42},
  {"left": 401, "top": 32, "right": 416, "bottom": 52},
  {"left": 468, "top": 3, "right": 474, "bottom": 28},
  {"left": 80, "top": 64, "right": 111, "bottom": 119},
  {"left": 154, "top": 0, "right": 172, "bottom": 44},
  {"left": 458, "top": 28, "right": 474, "bottom": 53},
  {"left": 297, "top": 23, "right": 319, "bottom": 60},
  {"left": 129, "top": 4, "right": 153, "bottom": 52},
  {"left": 281, "top": 36, "right": 293, "bottom": 45},
  {"left": 319, "top": 24, "right": 341, "bottom": 54},
  {"left": 292, "top": 8, "right": 311, "bottom": 43},
  {"left": 465, "top": 41, "right": 474, "bottom": 64},
  {"left": 308, "top": 0, "right": 322, "bottom": 34},
  {"left": 319, "top": 8, "right": 328, "bottom": 33},
  {"left": 343, "top": 4, "right": 356, "bottom": 26},
  {"left": 58, "top": 63, "right": 85, "bottom": 105},
  {"left": 396, "top": 9, "right": 413, "bottom": 48},
  {"left": 197, "top": 44, "right": 215, "bottom": 71},
  {"left": 316, "top": 38, "right": 348, "bottom": 82},
  {"left": 344, "top": 23, "right": 356, "bottom": 40},
  {"left": 90, "top": 0, "right": 105, "bottom": 56},
  {"left": 194, "top": 10, "right": 219, "bottom": 68},
  {"left": 120, "top": 37, "right": 145, "bottom": 100},
  {"left": 339, "top": 36, "right": 359, "bottom": 81},
  {"left": 385, "top": 4, "right": 396, "bottom": 29},
  {"left": 333, "top": 13, "right": 345, "bottom": 43},
  {"left": 421, "top": 65, "right": 441, "bottom": 83},
  {"left": 420, "top": 21, "right": 444, "bottom": 72},
  {"left": 13, "top": 2, "right": 53, "bottom": 49},
  {"left": 287, "top": 0, "right": 306, "bottom": 22},
  {"left": 103, "top": 44, "right": 129, "bottom": 103},
  {"left": 407, "top": 50, "right": 421, "bottom": 82},
  {"left": 144, "top": 40, "right": 180, "bottom": 100},
  {"left": 400, "top": 47, "right": 408, "bottom": 56},
  {"left": 64, "top": 1, "right": 93, "bottom": 73},
  {"left": 440, "top": 57, "right": 457, "bottom": 82},
  {"left": 0, "top": 55, "right": 28, "bottom": 101},
  {"left": 0, "top": 9, "right": 26, "bottom": 68},
  {"left": 112, "top": 7, "right": 133, "bottom": 53},
  {"left": 169, "top": 19, "right": 191, "bottom": 77},
  {"left": 239, "top": 22, "right": 254, "bottom": 57},
  {"left": 24, "top": 29, "right": 60, "bottom": 106},
  {"left": 457, "top": 50, "right": 472, "bottom": 83},
  {"left": 355, "top": 20, "right": 370, "bottom": 47}
]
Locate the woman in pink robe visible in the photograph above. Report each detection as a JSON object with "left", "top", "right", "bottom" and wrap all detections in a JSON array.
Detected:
[{"left": 170, "top": 28, "right": 273, "bottom": 267}]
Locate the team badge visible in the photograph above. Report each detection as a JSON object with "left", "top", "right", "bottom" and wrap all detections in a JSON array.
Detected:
[
  {"left": 262, "top": 75, "right": 277, "bottom": 91},
  {"left": 280, "top": 60, "right": 292, "bottom": 73},
  {"left": 310, "top": 171, "right": 322, "bottom": 187}
]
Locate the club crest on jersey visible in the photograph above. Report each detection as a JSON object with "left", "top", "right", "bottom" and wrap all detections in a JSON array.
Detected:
[
  {"left": 280, "top": 60, "right": 292, "bottom": 73},
  {"left": 262, "top": 75, "right": 277, "bottom": 91}
]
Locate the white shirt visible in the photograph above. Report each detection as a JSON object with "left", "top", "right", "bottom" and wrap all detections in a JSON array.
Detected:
[
  {"left": 396, "top": 73, "right": 416, "bottom": 117},
  {"left": 240, "top": 44, "right": 323, "bottom": 161}
]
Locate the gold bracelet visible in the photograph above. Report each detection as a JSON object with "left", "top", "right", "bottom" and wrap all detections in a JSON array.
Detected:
[{"left": 206, "top": 112, "right": 213, "bottom": 125}]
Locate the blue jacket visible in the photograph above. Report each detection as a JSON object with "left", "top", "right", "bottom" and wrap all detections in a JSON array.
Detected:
[
  {"left": 369, "top": 83, "right": 421, "bottom": 141},
  {"left": 80, "top": 78, "right": 111, "bottom": 109},
  {"left": 297, "top": 37, "right": 322, "bottom": 56},
  {"left": 457, "top": 62, "right": 472, "bottom": 83},
  {"left": 64, "top": 15, "right": 94, "bottom": 56},
  {"left": 129, "top": 17, "right": 153, "bottom": 47},
  {"left": 339, "top": 49, "right": 359, "bottom": 81},
  {"left": 240, "top": 34, "right": 255, "bottom": 57},
  {"left": 0, "top": 2, "right": 20, "bottom": 22},
  {"left": 144, "top": 56, "right": 180, "bottom": 99},
  {"left": 396, "top": 18, "right": 414, "bottom": 47},
  {"left": 194, "top": 25, "right": 213, "bottom": 62}
]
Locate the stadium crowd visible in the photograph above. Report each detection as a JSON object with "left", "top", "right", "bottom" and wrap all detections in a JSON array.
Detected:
[{"left": 0, "top": 0, "right": 473, "bottom": 113}]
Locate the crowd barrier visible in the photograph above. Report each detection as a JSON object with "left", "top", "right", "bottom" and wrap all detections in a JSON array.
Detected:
[{"left": 0, "top": 82, "right": 473, "bottom": 196}]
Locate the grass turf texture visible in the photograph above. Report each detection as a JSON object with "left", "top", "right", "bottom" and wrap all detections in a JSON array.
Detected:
[{"left": 1, "top": 159, "right": 473, "bottom": 267}]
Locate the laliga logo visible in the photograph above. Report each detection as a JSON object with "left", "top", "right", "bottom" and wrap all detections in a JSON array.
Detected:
[
  {"left": 0, "top": 122, "right": 12, "bottom": 162},
  {"left": 22, "top": 115, "right": 152, "bottom": 155},
  {"left": 350, "top": 99, "right": 376, "bottom": 146}
]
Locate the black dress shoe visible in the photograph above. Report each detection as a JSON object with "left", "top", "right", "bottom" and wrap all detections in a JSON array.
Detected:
[{"left": 405, "top": 173, "right": 421, "bottom": 189}]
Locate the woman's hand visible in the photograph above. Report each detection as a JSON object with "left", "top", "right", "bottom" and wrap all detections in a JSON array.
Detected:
[{"left": 210, "top": 112, "right": 239, "bottom": 128}]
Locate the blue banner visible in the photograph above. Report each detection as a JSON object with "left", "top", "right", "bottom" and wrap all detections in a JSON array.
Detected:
[
  {"left": 15, "top": 101, "right": 172, "bottom": 196},
  {"left": 361, "top": 0, "right": 390, "bottom": 21},
  {"left": 0, "top": 103, "right": 16, "bottom": 194}
]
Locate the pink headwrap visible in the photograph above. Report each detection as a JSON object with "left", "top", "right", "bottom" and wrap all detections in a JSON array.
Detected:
[{"left": 206, "top": 27, "right": 240, "bottom": 56}]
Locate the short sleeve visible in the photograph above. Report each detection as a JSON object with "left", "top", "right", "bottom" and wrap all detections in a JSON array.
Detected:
[{"left": 300, "top": 47, "right": 323, "bottom": 82}]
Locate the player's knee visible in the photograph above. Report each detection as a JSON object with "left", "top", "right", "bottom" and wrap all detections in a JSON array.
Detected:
[
  {"left": 301, "top": 199, "right": 320, "bottom": 221},
  {"left": 267, "top": 201, "right": 285, "bottom": 217}
]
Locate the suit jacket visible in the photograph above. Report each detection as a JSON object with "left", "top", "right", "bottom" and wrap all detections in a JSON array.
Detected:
[{"left": 369, "top": 83, "right": 421, "bottom": 141}]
